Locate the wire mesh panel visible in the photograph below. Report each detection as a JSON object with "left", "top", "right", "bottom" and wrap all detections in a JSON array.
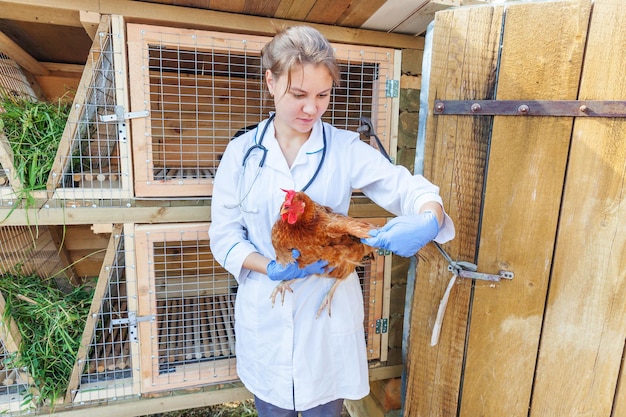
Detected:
[
  {"left": 134, "top": 223, "right": 238, "bottom": 392},
  {"left": 67, "top": 225, "right": 134, "bottom": 403},
  {"left": 358, "top": 218, "right": 387, "bottom": 361},
  {"left": 127, "top": 24, "right": 398, "bottom": 197},
  {"left": 0, "top": 226, "right": 74, "bottom": 286},
  {"left": 48, "top": 15, "right": 132, "bottom": 206},
  {"left": 0, "top": 53, "right": 35, "bottom": 207},
  {"left": 0, "top": 339, "right": 34, "bottom": 414},
  {"left": 134, "top": 219, "right": 387, "bottom": 392}
]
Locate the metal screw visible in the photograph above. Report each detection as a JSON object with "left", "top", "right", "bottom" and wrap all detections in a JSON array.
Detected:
[
  {"left": 434, "top": 102, "right": 445, "bottom": 112},
  {"left": 470, "top": 103, "right": 482, "bottom": 113},
  {"left": 518, "top": 104, "right": 530, "bottom": 115},
  {"left": 579, "top": 104, "right": 588, "bottom": 113}
]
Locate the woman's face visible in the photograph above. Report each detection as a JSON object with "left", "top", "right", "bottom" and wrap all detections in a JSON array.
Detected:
[{"left": 266, "top": 63, "right": 333, "bottom": 138}]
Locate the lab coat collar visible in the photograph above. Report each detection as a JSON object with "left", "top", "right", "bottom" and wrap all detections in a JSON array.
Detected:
[{"left": 263, "top": 119, "right": 325, "bottom": 171}]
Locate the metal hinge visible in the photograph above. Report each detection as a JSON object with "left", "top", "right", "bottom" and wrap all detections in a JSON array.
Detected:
[
  {"left": 98, "top": 106, "right": 149, "bottom": 143},
  {"left": 110, "top": 311, "right": 154, "bottom": 343},
  {"left": 385, "top": 79, "right": 399, "bottom": 98},
  {"left": 99, "top": 106, "right": 149, "bottom": 122},
  {"left": 433, "top": 100, "right": 626, "bottom": 117},
  {"left": 375, "top": 318, "right": 388, "bottom": 334}
]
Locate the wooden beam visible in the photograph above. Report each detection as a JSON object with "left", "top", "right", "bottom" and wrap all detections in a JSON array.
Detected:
[
  {"left": 0, "top": 31, "right": 49, "bottom": 75},
  {"left": 0, "top": 2, "right": 83, "bottom": 26},
  {"left": 0, "top": 0, "right": 424, "bottom": 49},
  {"left": 79, "top": 10, "right": 101, "bottom": 40}
]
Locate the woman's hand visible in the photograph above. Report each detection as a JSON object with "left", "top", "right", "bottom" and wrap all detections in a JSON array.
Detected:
[
  {"left": 266, "top": 249, "right": 330, "bottom": 281},
  {"left": 361, "top": 212, "right": 440, "bottom": 257}
]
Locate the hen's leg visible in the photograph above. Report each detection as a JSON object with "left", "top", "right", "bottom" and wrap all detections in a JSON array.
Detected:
[
  {"left": 270, "top": 279, "right": 297, "bottom": 307},
  {"left": 316, "top": 279, "right": 341, "bottom": 318}
]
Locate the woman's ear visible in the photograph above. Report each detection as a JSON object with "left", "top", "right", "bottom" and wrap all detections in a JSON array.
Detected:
[{"left": 265, "top": 69, "right": 275, "bottom": 96}]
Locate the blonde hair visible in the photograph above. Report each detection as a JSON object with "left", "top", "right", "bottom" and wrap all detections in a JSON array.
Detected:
[{"left": 261, "top": 26, "right": 340, "bottom": 92}]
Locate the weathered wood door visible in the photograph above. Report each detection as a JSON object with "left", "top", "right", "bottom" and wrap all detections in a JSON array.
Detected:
[{"left": 404, "top": 0, "right": 626, "bottom": 416}]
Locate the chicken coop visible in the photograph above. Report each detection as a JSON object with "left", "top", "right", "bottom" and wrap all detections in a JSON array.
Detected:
[
  {"left": 1, "top": 0, "right": 624, "bottom": 417},
  {"left": 0, "top": 3, "right": 410, "bottom": 416}
]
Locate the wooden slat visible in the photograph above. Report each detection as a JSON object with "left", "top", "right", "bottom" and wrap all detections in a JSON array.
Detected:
[
  {"left": 530, "top": 0, "right": 626, "bottom": 415},
  {"left": 403, "top": 5, "right": 504, "bottom": 416},
  {"left": 459, "top": 1, "right": 591, "bottom": 416}
]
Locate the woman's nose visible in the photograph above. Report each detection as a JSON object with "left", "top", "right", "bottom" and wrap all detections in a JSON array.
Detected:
[{"left": 302, "top": 99, "right": 317, "bottom": 115}]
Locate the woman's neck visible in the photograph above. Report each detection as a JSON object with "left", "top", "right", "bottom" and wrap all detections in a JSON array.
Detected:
[{"left": 274, "top": 120, "right": 311, "bottom": 167}]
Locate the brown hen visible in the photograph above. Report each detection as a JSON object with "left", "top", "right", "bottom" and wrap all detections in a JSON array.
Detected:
[{"left": 270, "top": 189, "right": 377, "bottom": 317}]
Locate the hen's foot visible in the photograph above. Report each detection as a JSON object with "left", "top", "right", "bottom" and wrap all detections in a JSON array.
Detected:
[
  {"left": 270, "top": 279, "right": 297, "bottom": 307},
  {"left": 316, "top": 279, "right": 341, "bottom": 318}
]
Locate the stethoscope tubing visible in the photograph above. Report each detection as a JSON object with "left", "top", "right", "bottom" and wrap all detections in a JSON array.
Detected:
[{"left": 225, "top": 114, "right": 326, "bottom": 211}]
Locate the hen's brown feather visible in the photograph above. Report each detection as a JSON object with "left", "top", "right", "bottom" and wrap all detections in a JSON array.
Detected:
[{"left": 271, "top": 190, "right": 376, "bottom": 279}]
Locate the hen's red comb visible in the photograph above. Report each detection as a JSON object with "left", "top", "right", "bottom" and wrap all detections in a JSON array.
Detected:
[{"left": 281, "top": 189, "right": 296, "bottom": 205}]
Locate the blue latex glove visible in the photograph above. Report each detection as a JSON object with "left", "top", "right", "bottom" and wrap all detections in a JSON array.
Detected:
[
  {"left": 266, "top": 249, "right": 330, "bottom": 281},
  {"left": 361, "top": 212, "right": 440, "bottom": 257}
]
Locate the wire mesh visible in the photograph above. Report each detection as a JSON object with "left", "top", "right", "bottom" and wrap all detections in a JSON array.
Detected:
[
  {"left": 49, "top": 17, "right": 131, "bottom": 207},
  {"left": 135, "top": 224, "right": 239, "bottom": 391},
  {"left": 0, "top": 226, "right": 73, "bottom": 285},
  {"left": 72, "top": 233, "right": 133, "bottom": 402},
  {"left": 0, "top": 53, "right": 36, "bottom": 208},
  {"left": 0, "top": 52, "right": 36, "bottom": 100},
  {"left": 0, "top": 339, "right": 33, "bottom": 414},
  {"left": 129, "top": 25, "right": 395, "bottom": 197}
]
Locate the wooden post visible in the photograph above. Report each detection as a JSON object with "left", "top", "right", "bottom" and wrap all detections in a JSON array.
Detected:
[{"left": 403, "top": 5, "right": 504, "bottom": 416}]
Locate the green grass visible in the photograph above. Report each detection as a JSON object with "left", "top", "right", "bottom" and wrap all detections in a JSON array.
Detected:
[
  {"left": 0, "top": 272, "right": 94, "bottom": 406},
  {"left": 0, "top": 95, "right": 70, "bottom": 215}
]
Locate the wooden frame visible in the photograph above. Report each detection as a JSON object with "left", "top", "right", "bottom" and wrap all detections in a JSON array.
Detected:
[
  {"left": 127, "top": 23, "right": 398, "bottom": 198},
  {"left": 48, "top": 15, "right": 133, "bottom": 203}
]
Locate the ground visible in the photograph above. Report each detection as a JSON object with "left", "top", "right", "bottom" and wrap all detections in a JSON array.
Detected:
[{"left": 141, "top": 400, "right": 350, "bottom": 416}]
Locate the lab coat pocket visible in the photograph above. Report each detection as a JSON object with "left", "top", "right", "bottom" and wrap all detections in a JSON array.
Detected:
[{"left": 234, "top": 275, "right": 261, "bottom": 332}]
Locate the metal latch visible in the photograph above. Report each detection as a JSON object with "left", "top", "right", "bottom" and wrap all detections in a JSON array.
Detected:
[
  {"left": 99, "top": 106, "right": 149, "bottom": 122},
  {"left": 434, "top": 242, "right": 514, "bottom": 282},
  {"left": 110, "top": 311, "right": 154, "bottom": 343}
]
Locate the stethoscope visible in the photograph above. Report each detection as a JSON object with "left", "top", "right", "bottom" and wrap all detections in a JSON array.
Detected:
[{"left": 224, "top": 113, "right": 327, "bottom": 213}]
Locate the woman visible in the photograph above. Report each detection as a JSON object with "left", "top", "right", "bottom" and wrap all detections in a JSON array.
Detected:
[{"left": 209, "top": 25, "right": 455, "bottom": 417}]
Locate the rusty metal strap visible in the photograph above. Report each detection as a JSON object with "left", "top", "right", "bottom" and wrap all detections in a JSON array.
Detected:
[{"left": 433, "top": 100, "right": 626, "bottom": 117}]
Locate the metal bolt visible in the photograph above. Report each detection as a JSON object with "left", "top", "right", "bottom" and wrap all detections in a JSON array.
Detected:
[
  {"left": 518, "top": 104, "right": 530, "bottom": 115},
  {"left": 579, "top": 104, "right": 588, "bottom": 113},
  {"left": 434, "top": 102, "right": 445, "bottom": 112},
  {"left": 470, "top": 103, "right": 482, "bottom": 113}
]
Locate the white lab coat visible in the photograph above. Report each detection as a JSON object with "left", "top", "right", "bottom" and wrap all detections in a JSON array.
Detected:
[{"left": 209, "top": 118, "right": 454, "bottom": 411}]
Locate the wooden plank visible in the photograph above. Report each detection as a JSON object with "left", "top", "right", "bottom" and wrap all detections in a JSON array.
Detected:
[
  {"left": 530, "top": 0, "right": 626, "bottom": 415},
  {"left": 0, "top": 0, "right": 423, "bottom": 49},
  {"left": 0, "top": 31, "right": 49, "bottom": 76},
  {"left": 459, "top": 1, "right": 591, "bottom": 416},
  {"left": 403, "top": 5, "right": 504, "bottom": 417}
]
